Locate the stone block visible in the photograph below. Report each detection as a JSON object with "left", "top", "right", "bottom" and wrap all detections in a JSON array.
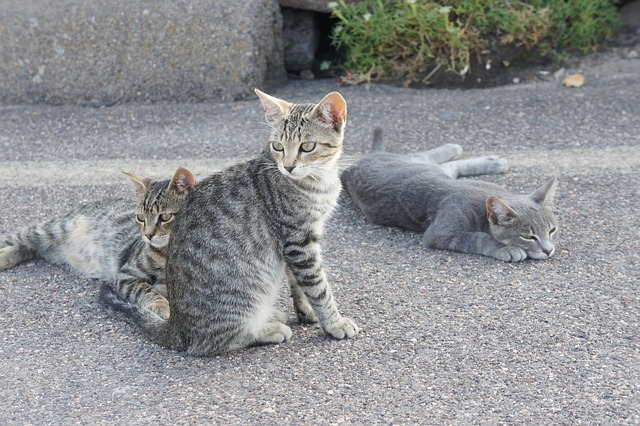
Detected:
[{"left": 0, "top": 0, "right": 286, "bottom": 105}]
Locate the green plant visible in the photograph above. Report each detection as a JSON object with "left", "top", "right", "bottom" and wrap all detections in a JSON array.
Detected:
[
  {"left": 530, "top": 0, "right": 620, "bottom": 53},
  {"left": 329, "top": 0, "right": 620, "bottom": 82},
  {"left": 330, "top": 0, "right": 480, "bottom": 80}
]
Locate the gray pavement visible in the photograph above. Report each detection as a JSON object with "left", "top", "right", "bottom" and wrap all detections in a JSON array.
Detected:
[{"left": 1, "top": 50, "right": 639, "bottom": 424}]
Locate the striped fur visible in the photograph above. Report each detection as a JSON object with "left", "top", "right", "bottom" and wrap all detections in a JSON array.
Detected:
[
  {"left": 0, "top": 168, "right": 195, "bottom": 318},
  {"left": 101, "top": 90, "right": 359, "bottom": 356},
  {"left": 342, "top": 129, "right": 558, "bottom": 262}
]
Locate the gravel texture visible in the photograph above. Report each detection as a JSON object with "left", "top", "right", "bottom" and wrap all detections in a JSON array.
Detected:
[{"left": 0, "top": 51, "right": 639, "bottom": 424}]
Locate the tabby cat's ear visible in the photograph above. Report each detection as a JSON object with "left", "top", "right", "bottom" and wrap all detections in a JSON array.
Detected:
[
  {"left": 487, "top": 196, "right": 518, "bottom": 225},
  {"left": 169, "top": 167, "right": 196, "bottom": 196},
  {"left": 123, "top": 171, "right": 151, "bottom": 196},
  {"left": 254, "top": 88, "right": 291, "bottom": 122},
  {"left": 530, "top": 176, "right": 558, "bottom": 206},
  {"left": 311, "top": 91, "right": 347, "bottom": 132}
]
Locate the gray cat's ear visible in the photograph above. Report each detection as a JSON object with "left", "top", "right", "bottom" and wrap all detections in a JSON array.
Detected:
[
  {"left": 123, "top": 171, "right": 151, "bottom": 196},
  {"left": 311, "top": 91, "right": 347, "bottom": 131},
  {"left": 254, "top": 88, "right": 291, "bottom": 122},
  {"left": 169, "top": 167, "right": 196, "bottom": 195},
  {"left": 530, "top": 176, "right": 558, "bottom": 206},
  {"left": 487, "top": 196, "right": 518, "bottom": 225}
]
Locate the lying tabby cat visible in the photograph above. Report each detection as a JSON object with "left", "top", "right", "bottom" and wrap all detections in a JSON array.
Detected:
[
  {"left": 0, "top": 167, "right": 196, "bottom": 318},
  {"left": 101, "top": 89, "right": 359, "bottom": 356},
  {"left": 342, "top": 129, "right": 558, "bottom": 262}
]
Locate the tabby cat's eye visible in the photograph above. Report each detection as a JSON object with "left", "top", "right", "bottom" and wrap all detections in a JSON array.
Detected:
[
  {"left": 300, "top": 142, "right": 316, "bottom": 153},
  {"left": 135, "top": 214, "right": 145, "bottom": 223},
  {"left": 272, "top": 142, "right": 284, "bottom": 152},
  {"left": 521, "top": 234, "right": 538, "bottom": 241},
  {"left": 549, "top": 227, "right": 557, "bottom": 235},
  {"left": 159, "top": 213, "right": 174, "bottom": 223}
]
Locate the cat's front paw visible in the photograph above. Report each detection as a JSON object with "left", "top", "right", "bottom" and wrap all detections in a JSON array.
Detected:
[
  {"left": 294, "top": 299, "right": 319, "bottom": 324},
  {"left": 296, "top": 308, "right": 319, "bottom": 324},
  {"left": 495, "top": 246, "right": 527, "bottom": 262},
  {"left": 148, "top": 298, "right": 171, "bottom": 320},
  {"left": 324, "top": 317, "right": 360, "bottom": 339}
]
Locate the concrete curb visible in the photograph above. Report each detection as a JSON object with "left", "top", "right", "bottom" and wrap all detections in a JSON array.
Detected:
[{"left": 0, "top": 0, "right": 286, "bottom": 105}]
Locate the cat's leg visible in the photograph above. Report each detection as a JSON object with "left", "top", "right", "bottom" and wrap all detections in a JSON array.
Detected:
[
  {"left": 423, "top": 223, "right": 527, "bottom": 262},
  {"left": 286, "top": 267, "right": 319, "bottom": 324},
  {"left": 113, "top": 268, "right": 171, "bottom": 319},
  {"left": 414, "top": 144, "right": 463, "bottom": 163},
  {"left": 440, "top": 156, "right": 508, "bottom": 178},
  {"left": 284, "top": 238, "right": 359, "bottom": 339}
]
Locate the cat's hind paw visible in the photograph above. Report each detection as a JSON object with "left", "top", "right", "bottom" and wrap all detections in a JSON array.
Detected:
[
  {"left": 495, "top": 246, "right": 528, "bottom": 262},
  {"left": 324, "top": 317, "right": 360, "bottom": 339},
  {"left": 0, "top": 246, "right": 21, "bottom": 270},
  {"left": 483, "top": 155, "right": 509, "bottom": 174},
  {"left": 257, "top": 321, "right": 293, "bottom": 344}
]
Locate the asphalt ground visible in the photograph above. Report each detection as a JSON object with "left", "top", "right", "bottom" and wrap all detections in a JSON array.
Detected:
[{"left": 1, "top": 51, "right": 639, "bottom": 424}]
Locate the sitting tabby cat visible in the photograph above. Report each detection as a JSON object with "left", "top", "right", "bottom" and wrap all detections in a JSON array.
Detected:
[
  {"left": 0, "top": 167, "right": 196, "bottom": 318},
  {"left": 342, "top": 129, "right": 558, "bottom": 262},
  {"left": 101, "top": 89, "right": 359, "bottom": 356}
]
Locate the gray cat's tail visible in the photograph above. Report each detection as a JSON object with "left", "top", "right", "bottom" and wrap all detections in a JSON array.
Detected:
[
  {"left": 370, "top": 127, "right": 384, "bottom": 153},
  {"left": 100, "top": 283, "right": 184, "bottom": 350}
]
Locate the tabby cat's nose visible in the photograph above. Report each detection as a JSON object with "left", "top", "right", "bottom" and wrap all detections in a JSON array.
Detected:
[{"left": 284, "top": 166, "right": 295, "bottom": 173}]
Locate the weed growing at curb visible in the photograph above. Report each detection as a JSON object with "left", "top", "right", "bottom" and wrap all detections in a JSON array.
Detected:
[{"left": 329, "top": 0, "right": 620, "bottom": 84}]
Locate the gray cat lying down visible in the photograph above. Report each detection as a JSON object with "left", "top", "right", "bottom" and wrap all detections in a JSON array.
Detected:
[{"left": 341, "top": 129, "right": 558, "bottom": 262}]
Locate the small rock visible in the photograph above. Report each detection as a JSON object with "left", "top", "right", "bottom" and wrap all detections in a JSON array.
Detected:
[
  {"left": 300, "top": 70, "right": 315, "bottom": 80},
  {"left": 553, "top": 67, "right": 566, "bottom": 82},
  {"left": 627, "top": 50, "right": 638, "bottom": 58}
]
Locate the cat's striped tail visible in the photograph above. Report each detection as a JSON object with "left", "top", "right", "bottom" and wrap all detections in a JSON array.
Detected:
[{"left": 99, "top": 283, "right": 184, "bottom": 351}]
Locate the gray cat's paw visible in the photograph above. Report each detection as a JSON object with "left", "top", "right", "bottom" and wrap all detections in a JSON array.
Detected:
[
  {"left": 495, "top": 246, "right": 527, "bottom": 262},
  {"left": 324, "top": 317, "right": 360, "bottom": 339},
  {"left": 483, "top": 155, "right": 509, "bottom": 174},
  {"left": 443, "top": 143, "right": 464, "bottom": 158}
]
